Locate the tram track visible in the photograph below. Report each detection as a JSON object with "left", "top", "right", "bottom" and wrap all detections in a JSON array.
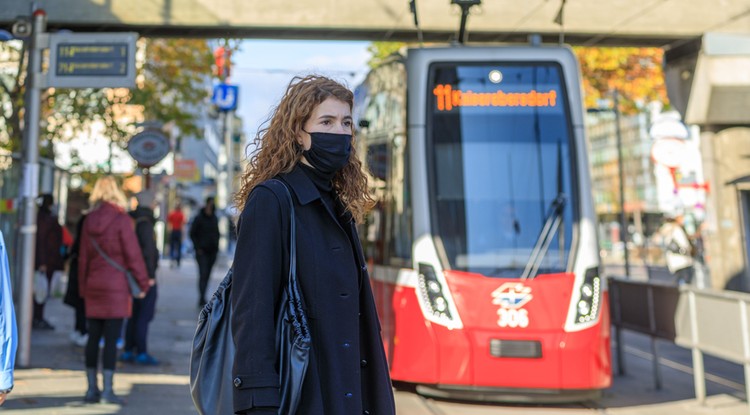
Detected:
[{"left": 417, "top": 395, "right": 446, "bottom": 415}]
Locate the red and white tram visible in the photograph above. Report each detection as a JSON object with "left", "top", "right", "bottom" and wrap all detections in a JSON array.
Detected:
[{"left": 354, "top": 45, "right": 611, "bottom": 402}]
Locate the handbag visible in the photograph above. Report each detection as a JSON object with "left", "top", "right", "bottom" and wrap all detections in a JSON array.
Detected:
[
  {"left": 33, "top": 270, "right": 49, "bottom": 304},
  {"left": 90, "top": 238, "right": 143, "bottom": 297},
  {"left": 190, "top": 179, "right": 311, "bottom": 415}
]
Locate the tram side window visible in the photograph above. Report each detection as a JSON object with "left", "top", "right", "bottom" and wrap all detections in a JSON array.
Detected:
[
  {"left": 365, "top": 142, "right": 389, "bottom": 265},
  {"left": 361, "top": 69, "right": 412, "bottom": 267},
  {"left": 387, "top": 134, "right": 412, "bottom": 266}
]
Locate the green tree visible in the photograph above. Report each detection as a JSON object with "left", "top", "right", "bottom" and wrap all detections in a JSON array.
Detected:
[
  {"left": 367, "top": 42, "right": 406, "bottom": 68},
  {"left": 0, "top": 38, "right": 215, "bottom": 170},
  {"left": 130, "top": 38, "right": 215, "bottom": 139},
  {"left": 0, "top": 41, "right": 27, "bottom": 152}
]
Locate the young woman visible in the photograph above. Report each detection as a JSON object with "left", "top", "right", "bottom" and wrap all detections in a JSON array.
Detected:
[
  {"left": 78, "top": 176, "right": 151, "bottom": 404},
  {"left": 231, "top": 75, "right": 396, "bottom": 415}
]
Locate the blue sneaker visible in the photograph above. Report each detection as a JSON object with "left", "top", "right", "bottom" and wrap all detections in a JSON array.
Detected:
[
  {"left": 135, "top": 353, "right": 160, "bottom": 366},
  {"left": 119, "top": 351, "right": 135, "bottom": 363}
]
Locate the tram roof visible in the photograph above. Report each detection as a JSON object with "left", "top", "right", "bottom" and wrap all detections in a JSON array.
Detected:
[{"left": 1, "top": 0, "right": 749, "bottom": 48}]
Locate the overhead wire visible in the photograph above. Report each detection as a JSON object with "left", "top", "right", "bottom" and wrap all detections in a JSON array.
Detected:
[
  {"left": 497, "top": 0, "right": 550, "bottom": 43},
  {"left": 582, "top": 0, "right": 671, "bottom": 46}
]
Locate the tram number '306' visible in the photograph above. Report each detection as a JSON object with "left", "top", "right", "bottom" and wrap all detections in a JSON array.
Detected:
[{"left": 497, "top": 308, "right": 529, "bottom": 328}]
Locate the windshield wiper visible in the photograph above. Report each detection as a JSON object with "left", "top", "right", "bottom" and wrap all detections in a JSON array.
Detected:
[{"left": 520, "top": 193, "right": 566, "bottom": 280}]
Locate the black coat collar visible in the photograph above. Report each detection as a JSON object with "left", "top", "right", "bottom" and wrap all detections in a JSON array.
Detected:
[
  {"left": 279, "top": 164, "right": 357, "bottom": 229},
  {"left": 279, "top": 164, "right": 320, "bottom": 206}
]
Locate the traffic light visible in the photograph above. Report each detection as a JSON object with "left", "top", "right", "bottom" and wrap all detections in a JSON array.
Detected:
[{"left": 213, "top": 46, "right": 232, "bottom": 79}]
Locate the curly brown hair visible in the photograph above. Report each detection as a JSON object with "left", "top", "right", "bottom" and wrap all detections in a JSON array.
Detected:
[{"left": 234, "top": 75, "right": 375, "bottom": 222}]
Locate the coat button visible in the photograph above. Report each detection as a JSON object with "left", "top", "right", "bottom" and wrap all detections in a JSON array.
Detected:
[
  {"left": 361, "top": 265, "right": 367, "bottom": 272},
  {"left": 363, "top": 411, "right": 370, "bottom": 415},
  {"left": 360, "top": 359, "right": 367, "bottom": 367},
  {"left": 345, "top": 392, "right": 353, "bottom": 398},
  {"left": 342, "top": 342, "right": 351, "bottom": 348},
  {"left": 233, "top": 377, "right": 242, "bottom": 387}
]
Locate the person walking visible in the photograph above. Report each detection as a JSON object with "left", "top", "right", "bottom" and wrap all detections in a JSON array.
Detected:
[
  {"left": 121, "top": 191, "right": 160, "bottom": 365},
  {"left": 660, "top": 211, "right": 695, "bottom": 286},
  {"left": 78, "top": 177, "right": 151, "bottom": 404},
  {"left": 189, "top": 197, "right": 220, "bottom": 308},
  {"left": 33, "top": 193, "right": 64, "bottom": 330},
  {"left": 230, "top": 75, "right": 395, "bottom": 415},
  {"left": 0, "top": 231, "right": 17, "bottom": 406},
  {"left": 63, "top": 215, "right": 89, "bottom": 347},
  {"left": 167, "top": 203, "right": 185, "bottom": 268}
]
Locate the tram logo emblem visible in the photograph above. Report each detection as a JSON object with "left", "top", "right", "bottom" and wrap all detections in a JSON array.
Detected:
[
  {"left": 492, "top": 283, "right": 533, "bottom": 309},
  {"left": 492, "top": 283, "right": 533, "bottom": 328}
]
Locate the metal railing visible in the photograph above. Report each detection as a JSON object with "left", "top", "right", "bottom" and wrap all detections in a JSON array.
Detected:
[
  {"left": 610, "top": 276, "right": 750, "bottom": 410},
  {"left": 675, "top": 287, "right": 750, "bottom": 408},
  {"left": 609, "top": 277, "right": 680, "bottom": 390}
]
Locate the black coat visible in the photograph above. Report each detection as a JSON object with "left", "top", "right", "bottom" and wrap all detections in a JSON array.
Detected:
[
  {"left": 64, "top": 215, "right": 86, "bottom": 308},
  {"left": 190, "top": 208, "right": 220, "bottom": 254},
  {"left": 129, "top": 207, "right": 159, "bottom": 280},
  {"left": 230, "top": 165, "right": 395, "bottom": 415}
]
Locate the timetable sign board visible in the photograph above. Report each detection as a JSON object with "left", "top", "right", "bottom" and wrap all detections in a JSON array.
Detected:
[{"left": 48, "top": 32, "right": 138, "bottom": 88}]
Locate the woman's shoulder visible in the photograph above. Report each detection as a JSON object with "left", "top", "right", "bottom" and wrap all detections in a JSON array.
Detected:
[
  {"left": 110, "top": 209, "right": 135, "bottom": 228},
  {"left": 240, "top": 180, "right": 289, "bottom": 218}
]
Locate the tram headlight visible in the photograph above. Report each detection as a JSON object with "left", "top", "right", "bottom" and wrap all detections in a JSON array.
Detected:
[
  {"left": 574, "top": 267, "right": 602, "bottom": 325},
  {"left": 577, "top": 300, "right": 591, "bottom": 316},
  {"left": 581, "top": 283, "right": 594, "bottom": 298},
  {"left": 416, "top": 263, "right": 459, "bottom": 327}
]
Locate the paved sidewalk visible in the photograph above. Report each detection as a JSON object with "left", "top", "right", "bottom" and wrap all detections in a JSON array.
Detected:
[
  {"left": 2, "top": 255, "right": 748, "bottom": 414},
  {"left": 4, "top": 257, "right": 231, "bottom": 414}
]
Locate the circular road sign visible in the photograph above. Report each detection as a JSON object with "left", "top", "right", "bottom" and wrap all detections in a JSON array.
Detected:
[
  {"left": 127, "top": 130, "right": 170, "bottom": 168},
  {"left": 651, "top": 137, "right": 686, "bottom": 168}
]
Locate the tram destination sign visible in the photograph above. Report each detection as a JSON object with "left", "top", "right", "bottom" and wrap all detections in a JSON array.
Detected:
[{"left": 48, "top": 32, "right": 137, "bottom": 88}]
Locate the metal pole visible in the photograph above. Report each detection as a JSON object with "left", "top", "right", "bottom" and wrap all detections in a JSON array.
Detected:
[
  {"left": 17, "top": 7, "right": 47, "bottom": 368},
  {"left": 688, "top": 290, "right": 706, "bottom": 404},
  {"left": 225, "top": 110, "right": 233, "bottom": 206},
  {"left": 612, "top": 282, "right": 625, "bottom": 375},
  {"left": 647, "top": 286, "right": 662, "bottom": 390},
  {"left": 614, "top": 89, "right": 631, "bottom": 277},
  {"left": 738, "top": 300, "right": 750, "bottom": 413}
]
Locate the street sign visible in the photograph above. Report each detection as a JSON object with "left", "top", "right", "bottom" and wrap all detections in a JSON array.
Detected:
[
  {"left": 128, "top": 130, "right": 170, "bottom": 167},
  {"left": 47, "top": 32, "right": 137, "bottom": 88},
  {"left": 174, "top": 159, "right": 200, "bottom": 183},
  {"left": 212, "top": 84, "right": 239, "bottom": 111}
]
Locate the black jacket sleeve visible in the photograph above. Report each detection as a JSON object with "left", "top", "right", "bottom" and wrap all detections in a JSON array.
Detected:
[
  {"left": 231, "top": 185, "right": 287, "bottom": 413},
  {"left": 189, "top": 215, "right": 200, "bottom": 247},
  {"left": 135, "top": 218, "right": 158, "bottom": 279}
]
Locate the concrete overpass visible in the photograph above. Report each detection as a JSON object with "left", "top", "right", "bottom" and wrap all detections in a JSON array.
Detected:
[{"left": 1, "top": 0, "right": 749, "bottom": 46}]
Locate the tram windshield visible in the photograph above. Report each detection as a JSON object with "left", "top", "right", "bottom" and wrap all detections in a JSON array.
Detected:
[{"left": 428, "top": 62, "right": 576, "bottom": 278}]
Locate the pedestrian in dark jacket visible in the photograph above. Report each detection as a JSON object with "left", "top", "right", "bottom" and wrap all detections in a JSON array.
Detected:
[
  {"left": 121, "top": 191, "right": 160, "bottom": 365},
  {"left": 189, "top": 196, "right": 220, "bottom": 307},
  {"left": 78, "top": 177, "right": 151, "bottom": 405},
  {"left": 230, "top": 75, "right": 396, "bottom": 415},
  {"left": 33, "top": 193, "right": 64, "bottom": 330},
  {"left": 63, "top": 214, "right": 88, "bottom": 346}
]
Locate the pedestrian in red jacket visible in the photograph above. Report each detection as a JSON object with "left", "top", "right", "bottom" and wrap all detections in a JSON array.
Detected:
[{"left": 78, "top": 177, "right": 151, "bottom": 405}]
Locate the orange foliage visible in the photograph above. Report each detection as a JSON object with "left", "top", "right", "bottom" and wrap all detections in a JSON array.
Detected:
[{"left": 573, "top": 47, "right": 669, "bottom": 114}]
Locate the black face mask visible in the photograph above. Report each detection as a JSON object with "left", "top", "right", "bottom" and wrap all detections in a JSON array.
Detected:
[{"left": 302, "top": 131, "right": 352, "bottom": 176}]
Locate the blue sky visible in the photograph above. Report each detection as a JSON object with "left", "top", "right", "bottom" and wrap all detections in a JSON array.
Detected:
[{"left": 230, "top": 40, "right": 372, "bottom": 147}]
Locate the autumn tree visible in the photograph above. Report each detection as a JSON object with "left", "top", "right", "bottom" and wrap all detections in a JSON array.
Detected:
[{"left": 573, "top": 47, "right": 668, "bottom": 113}]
